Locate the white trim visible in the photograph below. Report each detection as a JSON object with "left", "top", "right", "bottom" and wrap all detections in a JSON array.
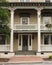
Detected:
[{"left": 28, "top": 35, "right": 32, "bottom": 50}]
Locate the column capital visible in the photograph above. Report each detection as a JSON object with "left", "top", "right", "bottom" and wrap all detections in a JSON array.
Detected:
[
  {"left": 37, "top": 9, "right": 41, "bottom": 18},
  {"left": 10, "top": 10, "right": 14, "bottom": 14}
]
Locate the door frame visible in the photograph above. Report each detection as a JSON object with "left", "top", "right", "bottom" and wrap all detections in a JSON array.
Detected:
[{"left": 18, "top": 34, "right": 32, "bottom": 51}]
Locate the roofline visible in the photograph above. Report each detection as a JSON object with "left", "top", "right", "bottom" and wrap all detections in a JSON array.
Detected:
[{"left": 0, "top": 2, "right": 52, "bottom": 7}]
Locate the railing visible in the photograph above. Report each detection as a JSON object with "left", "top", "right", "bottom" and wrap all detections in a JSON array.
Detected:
[
  {"left": 14, "top": 24, "right": 38, "bottom": 30},
  {"left": 0, "top": 45, "right": 10, "bottom": 51},
  {"left": 40, "top": 24, "right": 52, "bottom": 31},
  {"left": 41, "top": 45, "right": 52, "bottom": 51}
]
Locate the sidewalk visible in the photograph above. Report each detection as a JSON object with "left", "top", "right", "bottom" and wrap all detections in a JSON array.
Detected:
[{"left": 8, "top": 55, "right": 43, "bottom": 63}]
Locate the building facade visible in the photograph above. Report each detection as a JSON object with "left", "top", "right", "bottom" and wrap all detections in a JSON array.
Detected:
[{"left": 0, "top": 0, "right": 52, "bottom": 56}]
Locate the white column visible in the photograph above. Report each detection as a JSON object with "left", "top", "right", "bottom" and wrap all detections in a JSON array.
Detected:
[
  {"left": 10, "top": 10, "right": 14, "bottom": 52},
  {"left": 37, "top": 9, "right": 41, "bottom": 52}
]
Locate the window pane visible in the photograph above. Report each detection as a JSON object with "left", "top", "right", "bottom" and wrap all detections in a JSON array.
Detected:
[
  {"left": 29, "top": 35, "right": 31, "bottom": 46},
  {"left": 44, "top": 35, "right": 49, "bottom": 45},
  {"left": 43, "top": 17, "right": 51, "bottom": 24},
  {"left": 51, "top": 35, "right": 52, "bottom": 44},
  {"left": 22, "top": 17, "right": 28, "bottom": 24},
  {"left": 0, "top": 35, "right": 5, "bottom": 45},
  {"left": 19, "top": 35, "right": 21, "bottom": 46}
]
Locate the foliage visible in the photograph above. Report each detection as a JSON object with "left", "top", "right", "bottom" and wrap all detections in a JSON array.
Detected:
[
  {"left": 49, "top": 55, "right": 52, "bottom": 59},
  {"left": 0, "top": 4, "right": 10, "bottom": 39},
  {"left": 0, "top": 0, "right": 7, "bottom": 2},
  {"left": 45, "top": 24, "right": 52, "bottom": 28},
  {"left": 45, "top": 24, "right": 52, "bottom": 31}
]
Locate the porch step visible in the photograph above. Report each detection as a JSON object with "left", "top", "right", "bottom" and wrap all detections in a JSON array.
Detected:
[{"left": 15, "top": 51, "right": 36, "bottom": 55}]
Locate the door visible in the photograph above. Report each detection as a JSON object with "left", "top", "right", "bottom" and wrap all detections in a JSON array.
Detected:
[{"left": 22, "top": 35, "right": 28, "bottom": 51}]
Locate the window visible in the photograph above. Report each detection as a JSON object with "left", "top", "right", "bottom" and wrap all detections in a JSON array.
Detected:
[
  {"left": 45, "top": 0, "right": 50, "bottom": 2},
  {"left": 44, "top": 34, "right": 52, "bottom": 45},
  {"left": 43, "top": 17, "right": 51, "bottom": 24},
  {"left": 0, "top": 35, "right": 5, "bottom": 45},
  {"left": 20, "top": 0, "right": 31, "bottom": 2},
  {"left": 21, "top": 17, "right": 29, "bottom": 24},
  {"left": 44, "top": 35, "right": 49, "bottom": 45}
]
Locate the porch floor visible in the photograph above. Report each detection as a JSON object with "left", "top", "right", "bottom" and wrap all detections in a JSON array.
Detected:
[{"left": 8, "top": 56, "right": 43, "bottom": 63}]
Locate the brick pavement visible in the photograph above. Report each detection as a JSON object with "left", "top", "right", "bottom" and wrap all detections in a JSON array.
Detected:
[{"left": 8, "top": 56, "right": 43, "bottom": 63}]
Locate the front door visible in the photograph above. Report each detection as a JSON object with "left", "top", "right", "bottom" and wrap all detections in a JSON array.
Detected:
[{"left": 22, "top": 35, "right": 28, "bottom": 51}]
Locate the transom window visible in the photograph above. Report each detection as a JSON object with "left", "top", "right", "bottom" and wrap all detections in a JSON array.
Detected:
[
  {"left": 43, "top": 34, "right": 52, "bottom": 45},
  {"left": 43, "top": 17, "right": 51, "bottom": 24},
  {"left": 21, "top": 17, "right": 29, "bottom": 24},
  {"left": 20, "top": 0, "right": 31, "bottom": 2}
]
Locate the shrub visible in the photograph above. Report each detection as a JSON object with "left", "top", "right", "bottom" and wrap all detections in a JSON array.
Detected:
[{"left": 49, "top": 55, "right": 52, "bottom": 59}]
